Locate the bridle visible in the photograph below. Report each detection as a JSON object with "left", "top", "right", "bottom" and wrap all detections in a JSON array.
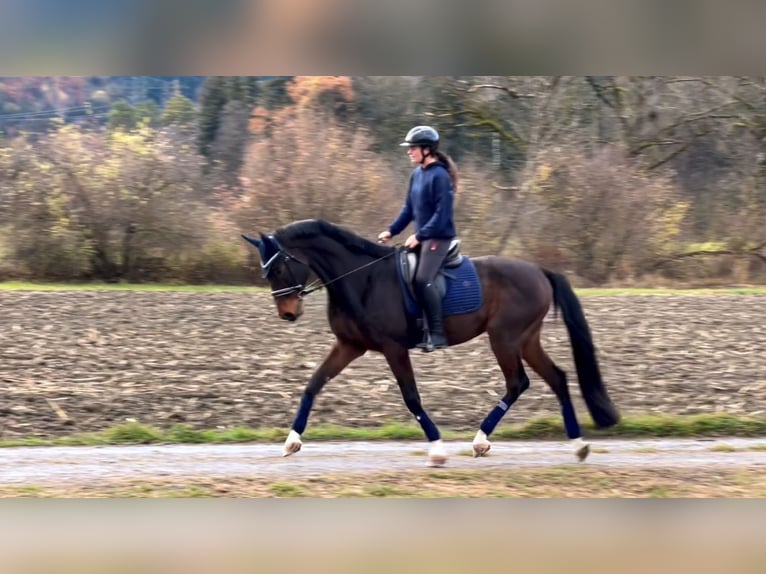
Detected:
[
  {"left": 261, "top": 250, "right": 318, "bottom": 299},
  {"left": 264, "top": 246, "right": 398, "bottom": 300}
]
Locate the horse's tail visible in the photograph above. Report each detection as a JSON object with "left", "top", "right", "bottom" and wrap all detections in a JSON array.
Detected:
[{"left": 542, "top": 269, "right": 620, "bottom": 428}]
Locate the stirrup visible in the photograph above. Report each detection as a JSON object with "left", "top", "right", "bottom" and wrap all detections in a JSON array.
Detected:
[
  {"left": 416, "top": 340, "right": 434, "bottom": 352},
  {"left": 417, "top": 333, "right": 448, "bottom": 353}
]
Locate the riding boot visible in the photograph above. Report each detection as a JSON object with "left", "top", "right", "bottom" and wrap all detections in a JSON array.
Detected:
[{"left": 416, "top": 283, "right": 448, "bottom": 352}]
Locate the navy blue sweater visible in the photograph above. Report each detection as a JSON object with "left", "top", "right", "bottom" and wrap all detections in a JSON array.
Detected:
[{"left": 388, "top": 162, "right": 456, "bottom": 241}]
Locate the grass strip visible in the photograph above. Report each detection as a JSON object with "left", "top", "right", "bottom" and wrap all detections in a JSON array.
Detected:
[{"left": 3, "top": 413, "right": 766, "bottom": 447}]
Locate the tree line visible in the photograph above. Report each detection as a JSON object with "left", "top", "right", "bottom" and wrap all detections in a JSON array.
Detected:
[{"left": 1, "top": 76, "right": 764, "bottom": 286}]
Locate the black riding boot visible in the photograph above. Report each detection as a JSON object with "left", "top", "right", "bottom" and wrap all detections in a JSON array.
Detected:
[{"left": 416, "top": 283, "right": 448, "bottom": 352}]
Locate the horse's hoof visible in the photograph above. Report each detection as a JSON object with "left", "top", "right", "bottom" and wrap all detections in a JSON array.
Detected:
[
  {"left": 473, "top": 443, "right": 491, "bottom": 457},
  {"left": 427, "top": 454, "right": 447, "bottom": 467},
  {"left": 283, "top": 430, "right": 302, "bottom": 457},
  {"left": 472, "top": 430, "right": 491, "bottom": 457},
  {"left": 572, "top": 437, "right": 590, "bottom": 462},
  {"left": 575, "top": 444, "right": 590, "bottom": 462},
  {"left": 283, "top": 442, "right": 302, "bottom": 457},
  {"left": 427, "top": 440, "right": 448, "bottom": 467}
]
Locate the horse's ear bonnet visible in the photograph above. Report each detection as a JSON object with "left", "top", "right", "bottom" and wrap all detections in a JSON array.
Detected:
[
  {"left": 242, "top": 233, "right": 283, "bottom": 278},
  {"left": 241, "top": 234, "right": 261, "bottom": 249}
]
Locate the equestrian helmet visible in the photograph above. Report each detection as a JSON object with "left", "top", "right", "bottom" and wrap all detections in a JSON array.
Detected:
[{"left": 400, "top": 125, "right": 439, "bottom": 148}]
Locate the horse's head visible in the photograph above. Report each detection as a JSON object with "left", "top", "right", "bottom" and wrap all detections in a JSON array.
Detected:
[{"left": 242, "top": 233, "right": 311, "bottom": 322}]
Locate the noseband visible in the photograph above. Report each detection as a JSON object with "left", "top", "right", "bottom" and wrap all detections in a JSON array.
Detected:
[{"left": 262, "top": 250, "right": 312, "bottom": 299}]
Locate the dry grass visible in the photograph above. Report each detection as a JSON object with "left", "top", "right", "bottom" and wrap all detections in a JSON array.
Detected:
[{"left": 4, "top": 466, "right": 766, "bottom": 498}]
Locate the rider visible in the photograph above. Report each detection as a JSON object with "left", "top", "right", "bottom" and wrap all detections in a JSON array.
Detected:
[{"left": 378, "top": 125, "right": 459, "bottom": 352}]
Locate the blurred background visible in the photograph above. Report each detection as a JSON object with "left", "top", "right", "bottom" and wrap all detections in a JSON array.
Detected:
[{"left": 0, "top": 75, "right": 764, "bottom": 287}]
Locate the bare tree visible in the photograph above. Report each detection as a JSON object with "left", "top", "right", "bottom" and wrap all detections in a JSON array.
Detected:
[
  {"left": 3, "top": 124, "right": 210, "bottom": 281},
  {"left": 238, "top": 77, "right": 403, "bottom": 238}
]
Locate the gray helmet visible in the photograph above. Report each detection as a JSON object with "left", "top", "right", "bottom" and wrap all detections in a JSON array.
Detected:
[{"left": 399, "top": 125, "right": 439, "bottom": 148}]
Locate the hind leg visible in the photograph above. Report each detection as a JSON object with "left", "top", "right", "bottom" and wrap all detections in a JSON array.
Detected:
[
  {"left": 473, "top": 333, "right": 530, "bottom": 457},
  {"left": 523, "top": 331, "right": 589, "bottom": 462}
]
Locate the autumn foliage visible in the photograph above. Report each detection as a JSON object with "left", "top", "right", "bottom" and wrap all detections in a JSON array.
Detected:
[
  {"left": 235, "top": 76, "right": 402, "bottom": 240},
  {"left": 1, "top": 75, "right": 765, "bottom": 285}
]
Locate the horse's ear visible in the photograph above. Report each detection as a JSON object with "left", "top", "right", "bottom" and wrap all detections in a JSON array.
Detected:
[
  {"left": 259, "top": 233, "right": 281, "bottom": 258},
  {"left": 241, "top": 234, "right": 261, "bottom": 248}
]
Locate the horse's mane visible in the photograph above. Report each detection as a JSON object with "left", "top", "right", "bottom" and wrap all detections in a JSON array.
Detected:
[{"left": 274, "top": 219, "right": 393, "bottom": 258}]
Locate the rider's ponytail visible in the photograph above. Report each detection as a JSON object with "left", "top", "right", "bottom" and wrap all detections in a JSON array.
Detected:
[{"left": 435, "top": 150, "right": 459, "bottom": 194}]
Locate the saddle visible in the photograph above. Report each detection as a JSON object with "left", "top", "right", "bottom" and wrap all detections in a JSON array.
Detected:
[{"left": 397, "top": 239, "right": 463, "bottom": 302}]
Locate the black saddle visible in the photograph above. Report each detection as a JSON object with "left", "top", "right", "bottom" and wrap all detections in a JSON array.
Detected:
[{"left": 397, "top": 239, "right": 463, "bottom": 301}]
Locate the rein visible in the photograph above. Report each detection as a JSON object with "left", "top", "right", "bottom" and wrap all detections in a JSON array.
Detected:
[{"left": 270, "top": 245, "right": 399, "bottom": 299}]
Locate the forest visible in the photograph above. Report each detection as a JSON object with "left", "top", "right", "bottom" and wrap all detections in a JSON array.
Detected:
[{"left": 0, "top": 76, "right": 764, "bottom": 286}]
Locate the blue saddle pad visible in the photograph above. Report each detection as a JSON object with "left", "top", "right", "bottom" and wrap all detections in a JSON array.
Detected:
[{"left": 397, "top": 256, "right": 483, "bottom": 317}]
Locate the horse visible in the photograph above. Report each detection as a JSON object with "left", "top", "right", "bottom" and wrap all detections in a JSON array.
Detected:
[{"left": 242, "top": 218, "right": 619, "bottom": 467}]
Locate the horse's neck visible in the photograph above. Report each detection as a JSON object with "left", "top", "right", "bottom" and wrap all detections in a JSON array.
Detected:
[
  {"left": 295, "top": 237, "right": 394, "bottom": 307},
  {"left": 289, "top": 239, "right": 365, "bottom": 286}
]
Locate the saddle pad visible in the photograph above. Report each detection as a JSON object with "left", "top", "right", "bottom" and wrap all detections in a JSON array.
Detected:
[
  {"left": 443, "top": 257, "right": 483, "bottom": 315},
  {"left": 397, "top": 256, "right": 483, "bottom": 317}
]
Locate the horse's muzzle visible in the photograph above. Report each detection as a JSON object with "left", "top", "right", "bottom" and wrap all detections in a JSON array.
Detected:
[{"left": 280, "top": 312, "right": 300, "bottom": 322}]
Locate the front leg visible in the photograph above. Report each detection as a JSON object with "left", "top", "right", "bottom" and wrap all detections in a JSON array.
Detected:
[
  {"left": 284, "top": 339, "right": 365, "bottom": 457},
  {"left": 382, "top": 344, "right": 447, "bottom": 467}
]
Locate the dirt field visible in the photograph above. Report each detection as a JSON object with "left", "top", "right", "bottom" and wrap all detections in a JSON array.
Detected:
[{"left": 1, "top": 290, "right": 765, "bottom": 439}]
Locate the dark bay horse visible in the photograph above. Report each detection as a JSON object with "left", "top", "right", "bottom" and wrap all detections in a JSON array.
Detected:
[{"left": 243, "top": 219, "right": 619, "bottom": 466}]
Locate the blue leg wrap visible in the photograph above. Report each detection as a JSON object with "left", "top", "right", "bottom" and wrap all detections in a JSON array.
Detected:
[
  {"left": 292, "top": 392, "right": 315, "bottom": 434},
  {"left": 480, "top": 398, "right": 511, "bottom": 436},
  {"left": 561, "top": 401, "right": 581, "bottom": 439},
  {"left": 415, "top": 411, "right": 440, "bottom": 442}
]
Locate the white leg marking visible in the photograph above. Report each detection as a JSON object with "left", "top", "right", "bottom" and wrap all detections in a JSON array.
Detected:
[
  {"left": 283, "top": 429, "right": 303, "bottom": 457},
  {"left": 472, "top": 429, "right": 491, "bottom": 457},
  {"left": 427, "top": 439, "right": 448, "bottom": 467}
]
